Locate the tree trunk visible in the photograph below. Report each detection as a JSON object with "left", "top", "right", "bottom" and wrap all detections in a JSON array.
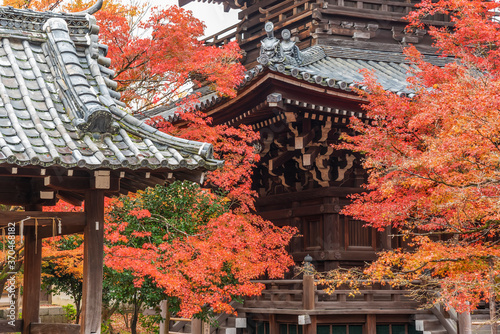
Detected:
[
  {"left": 75, "top": 299, "right": 81, "bottom": 324},
  {"left": 130, "top": 293, "right": 142, "bottom": 334}
]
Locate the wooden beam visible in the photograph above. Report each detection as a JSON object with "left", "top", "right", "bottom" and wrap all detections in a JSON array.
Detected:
[
  {"left": 0, "top": 212, "right": 85, "bottom": 227},
  {"left": 259, "top": 204, "right": 338, "bottom": 220},
  {"left": 0, "top": 166, "right": 85, "bottom": 178},
  {"left": 123, "top": 172, "right": 166, "bottom": 189},
  {"left": 57, "top": 191, "right": 84, "bottom": 207},
  {"left": 0, "top": 177, "right": 45, "bottom": 206},
  {"left": 269, "top": 151, "right": 296, "bottom": 171},
  {"left": 291, "top": 249, "right": 377, "bottom": 262},
  {"left": 255, "top": 186, "right": 363, "bottom": 207},
  {"left": 173, "top": 171, "right": 205, "bottom": 184},
  {"left": 38, "top": 224, "right": 85, "bottom": 239},
  {"left": 239, "top": 306, "right": 425, "bottom": 315},
  {"left": 44, "top": 176, "right": 89, "bottom": 191},
  {"left": 30, "top": 323, "right": 81, "bottom": 334},
  {"left": 44, "top": 176, "right": 120, "bottom": 192},
  {"left": 80, "top": 190, "right": 105, "bottom": 334},
  {"left": 22, "top": 226, "right": 42, "bottom": 334}
]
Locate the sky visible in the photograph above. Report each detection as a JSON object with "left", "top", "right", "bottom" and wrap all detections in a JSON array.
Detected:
[{"left": 160, "top": 1, "right": 240, "bottom": 37}]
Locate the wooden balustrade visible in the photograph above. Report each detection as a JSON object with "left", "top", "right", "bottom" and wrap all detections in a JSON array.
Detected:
[
  {"left": 245, "top": 279, "right": 421, "bottom": 314},
  {"left": 203, "top": 23, "right": 239, "bottom": 46}
]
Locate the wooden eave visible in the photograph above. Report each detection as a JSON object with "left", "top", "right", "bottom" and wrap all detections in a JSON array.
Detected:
[
  {"left": 207, "top": 70, "right": 367, "bottom": 126},
  {"left": 0, "top": 163, "right": 205, "bottom": 207}
]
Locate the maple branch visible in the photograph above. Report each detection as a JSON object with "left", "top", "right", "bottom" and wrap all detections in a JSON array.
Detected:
[{"left": 149, "top": 214, "right": 207, "bottom": 238}]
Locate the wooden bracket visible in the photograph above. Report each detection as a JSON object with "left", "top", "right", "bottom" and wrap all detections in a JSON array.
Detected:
[
  {"left": 295, "top": 129, "right": 315, "bottom": 150},
  {"left": 335, "top": 154, "right": 355, "bottom": 181},
  {"left": 269, "top": 151, "right": 296, "bottom": 171},
  {"left": 303, "top": 147, "right": 320, "bottom": 166},
  {"left": 284, "top": 112, "right": 297, "bottom": 123},
  {"left": 92, "top": 171, "right": 111, "bottom": 190},
  {"left": 319, "top": 118, "right": 332, "bottom": 142}
]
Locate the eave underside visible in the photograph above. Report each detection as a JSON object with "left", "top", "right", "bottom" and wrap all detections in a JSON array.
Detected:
[{"left": 0, "top": 164, "right": 205, "bottom": 207}]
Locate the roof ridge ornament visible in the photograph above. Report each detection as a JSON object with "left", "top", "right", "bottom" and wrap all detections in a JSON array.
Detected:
[
  {"left": 257, "top": 22, "right": 303, "bottom": 68},
  {"left": 43, "top": 17, "right": 118, "bottom": 135}
]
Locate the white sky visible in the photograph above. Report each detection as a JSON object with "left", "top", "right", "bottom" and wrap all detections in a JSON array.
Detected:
[{"left": 158, "top": 1, "right": 240, "bottom": 37}]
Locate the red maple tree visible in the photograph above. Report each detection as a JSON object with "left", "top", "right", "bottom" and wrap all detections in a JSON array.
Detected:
[
  {"left": 63, "top": 0, "right": 245, "bottom": 112},
  {"left": 105, "top": 182, "right": 296, "bottom": 318}
]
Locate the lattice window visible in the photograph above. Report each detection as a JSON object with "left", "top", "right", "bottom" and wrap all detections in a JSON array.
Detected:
[
  {"left": 377, "top": 324, "right": 422, "bottom": 334},
  {"left": 280, "top": 324, "right": 303, "bottom": 334},
  {"left": 318, "top": 325, "right": 363, "bottom": 334},
  {"left": 257, "top": 322, "right": 270, "bottom": 334}
]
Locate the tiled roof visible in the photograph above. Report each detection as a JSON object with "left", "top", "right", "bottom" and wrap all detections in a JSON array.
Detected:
[
  {"left": 143, "top": 43, "right": 453, "bottom": 121},
  {"left": 0, "top": 6, "right": 221, "bottom": 171},
  {"left": 264, "top": 45, "right": 453, "bottom": 96}
]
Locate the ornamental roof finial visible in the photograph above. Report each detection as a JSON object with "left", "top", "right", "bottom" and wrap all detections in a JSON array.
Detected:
[{"left": 257, "top": 22, "right": 303, "bottom": 68}]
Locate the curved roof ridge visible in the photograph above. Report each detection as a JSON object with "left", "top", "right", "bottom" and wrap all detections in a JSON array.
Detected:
[{"left": 0, "top": 5, "right": 222, "bottom": 171}]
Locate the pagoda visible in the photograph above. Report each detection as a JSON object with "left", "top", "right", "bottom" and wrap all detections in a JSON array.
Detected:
[{"left": 143, "top": 1, "right": 461, "bottom": 334}]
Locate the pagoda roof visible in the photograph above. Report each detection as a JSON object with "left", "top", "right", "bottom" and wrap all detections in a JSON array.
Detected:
[
  {"left": 0, "top": 5, "right": 221, "bottom": 171},
  {"left": 143, "top": 43, "right": 451, "bottom": 122},
  {"left": 178, "top": 0, "right": 249, "bottom": 11}
]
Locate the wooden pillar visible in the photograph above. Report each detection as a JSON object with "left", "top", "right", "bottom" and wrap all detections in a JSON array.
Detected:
[
  {"left": 269, "top": 314, "right": 279, "bottom": 334},
  {"left": 380, "top": 226, "right": 392, "bottom": 251},
  {"left": 323, "top": 197, "right": 338, "bottom": 271},
  {"left": 192, "top": 318, "right": 202, "bottom": 334},
  {"left": 22, "top": 226, "right": 42, "bottom": 334},
  {"left": 80, "top": 190, "right": 104, "bottom": 334},
  {"left": 323, "top": 198, "right": 335, "bottom": 251},
  {"left": 304, "top": 316, "right": 317, "bottom": 334},
  {"left": 458, "top": 312, "right": 472, "bottom": 334},
  {"left": 366, "top": 315, "right": 376, "bottom": 334},
  {"left": 303, "top": 274, "right": 315, "bottom": 310},
  {"left": 159, "top": 300, "right": 169, "bottom": 334}
]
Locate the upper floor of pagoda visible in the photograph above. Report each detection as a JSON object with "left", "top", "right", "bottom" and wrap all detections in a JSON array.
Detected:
[{"left": 182, "top": 0, "right": 451, "bottom": 67}]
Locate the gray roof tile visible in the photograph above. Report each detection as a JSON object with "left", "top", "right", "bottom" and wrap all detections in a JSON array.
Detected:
[
  {"left": 144, "top": 41, "right": 457, "bottom": 121},
  {"left": 0, "top": 6, "right": 221, "bottom": 171}
]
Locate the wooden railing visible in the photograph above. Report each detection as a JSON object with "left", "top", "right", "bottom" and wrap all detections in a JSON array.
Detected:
[
  {"left": 244, "top": 278, "right": 421, "bottom": 313},
  {"left": 203, "top": 23, "right": 239, "bottom": 46}
]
